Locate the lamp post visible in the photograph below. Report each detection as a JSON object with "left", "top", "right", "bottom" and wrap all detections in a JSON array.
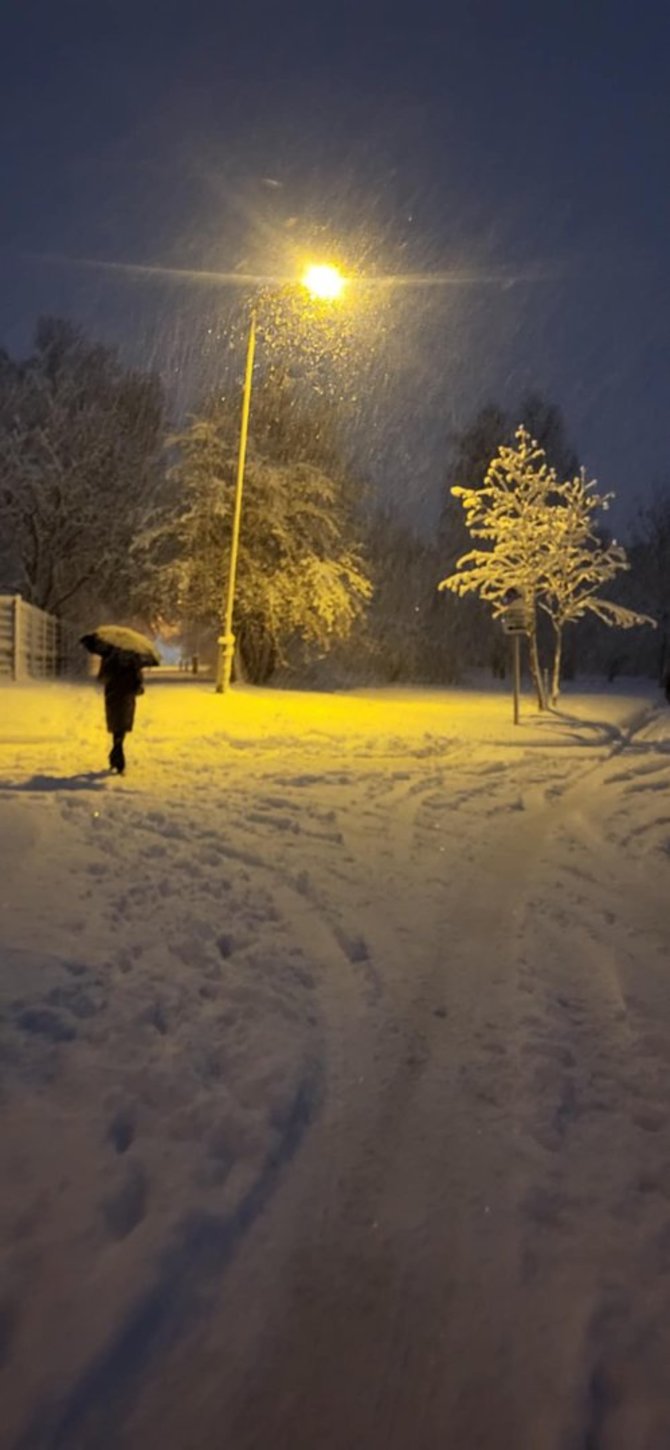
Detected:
[
  {"left": 215, "top": 308, "right": 257, "bottom": 693},
  {"left": 215, "top": 264, "right": 347, "bottom": 694}
]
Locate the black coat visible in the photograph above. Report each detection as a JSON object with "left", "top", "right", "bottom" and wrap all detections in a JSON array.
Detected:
[{"left": 99, "top": 650, "right": 144, "bottom": 735}]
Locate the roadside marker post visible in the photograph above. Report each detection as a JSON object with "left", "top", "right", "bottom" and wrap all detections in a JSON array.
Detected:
[{"left": 501, "top": 600, "right": 530, "bottom": 725}]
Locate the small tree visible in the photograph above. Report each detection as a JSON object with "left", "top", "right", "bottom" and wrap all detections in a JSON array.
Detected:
[
  {"left": 439, "top": 427, "right": 655, "bottom": 707},
  {"left": 537, "top": 471, "right": 654, "bottom": 703},
  {"left": 438, "top": 427, "right": 556, "bottom": 707}
]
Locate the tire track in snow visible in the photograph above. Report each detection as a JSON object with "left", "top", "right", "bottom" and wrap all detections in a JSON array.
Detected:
[
  {"left": 163, "top": 734, "right": 632, "bottom": 1450},
  {"left": 10, "top": 700, "right": 666, "bottom": 1450},
  {"left": 501, "top": 705, "right": 670, "bottom": 1447},
  {"left": 14, "top": 1065, "right": 322, "bottom": 1450},
  {"left": 9, "top": 786, "right": 386, "bottom": 1450}
]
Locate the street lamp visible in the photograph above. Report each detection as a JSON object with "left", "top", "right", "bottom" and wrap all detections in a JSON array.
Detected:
[
  {"left": 215, "top": 263, "right": 347, "bottom": 693},
  {"left": 301, "top": 263, "right": 348, "bottom": 301}
]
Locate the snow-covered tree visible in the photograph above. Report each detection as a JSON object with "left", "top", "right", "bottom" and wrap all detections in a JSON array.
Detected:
[
  {"left": 438, "top": 427, "right": 556, "bottom": 706},
  {"left": 536, "top": 470, "right": 654, "bottom": 703},
  {"left": 438, "top": 426, "right": 654, "bottom": 707},
  {"left": 0, "top": 320, "right": 164, "bottom": 619},
  {"left": 146, "top": 388, "right": 372, "bottom": 682},
  {"left": 438, "top": 396, "right": 579, "bottom": 689}
]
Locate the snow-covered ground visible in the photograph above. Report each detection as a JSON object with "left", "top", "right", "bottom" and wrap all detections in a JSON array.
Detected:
[{"left": 2, "top": 675, "right": 670, "bottom": 1448}]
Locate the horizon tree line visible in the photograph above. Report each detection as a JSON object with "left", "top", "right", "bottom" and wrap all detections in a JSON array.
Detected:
[{"left": 0, "top": 316, "right": 666, "bottom": 692}]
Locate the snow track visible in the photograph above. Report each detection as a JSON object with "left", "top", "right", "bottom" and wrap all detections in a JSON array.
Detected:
[
  {"left": 2, "top": 683, "right": 670, "bottom": 1448},
  {"left": 113, "top": 697, "right": 670, "bottom": 1450}
]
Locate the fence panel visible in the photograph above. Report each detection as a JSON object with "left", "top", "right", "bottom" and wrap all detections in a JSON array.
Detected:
[
  {"left": 0, "top": 596, "right": 15, "bottom": 678},
  {"left": 0, "top": 596, "right": 84, "bottom": 679}
]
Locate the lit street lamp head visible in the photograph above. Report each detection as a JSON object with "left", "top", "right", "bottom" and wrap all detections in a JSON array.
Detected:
[{"left": 301, "top": 263, "right": 347, "bottom": 301}]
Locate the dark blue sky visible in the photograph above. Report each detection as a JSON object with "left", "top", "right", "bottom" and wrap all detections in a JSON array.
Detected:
[{"left": 2, "top": 0, "right": 670, "bottom": 527}]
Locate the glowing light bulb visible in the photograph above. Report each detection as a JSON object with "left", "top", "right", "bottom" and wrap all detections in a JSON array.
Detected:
[{"left": 301, "top": 263, "right": 347, "bottom": 301}]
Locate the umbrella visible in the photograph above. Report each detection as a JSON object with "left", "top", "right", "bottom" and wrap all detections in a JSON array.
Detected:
[{"left": 80, "top": 626, "right": 161, "bottom": 666}]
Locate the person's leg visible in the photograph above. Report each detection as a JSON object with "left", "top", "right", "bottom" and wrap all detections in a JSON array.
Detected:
[{"left": 110, "top": 732, "right": 126, "bottom": 772}]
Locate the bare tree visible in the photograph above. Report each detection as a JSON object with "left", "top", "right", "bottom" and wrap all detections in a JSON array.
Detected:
[
  {"left": 0, "top": 320, "right": 164, "bottom": 620},
  {"left": 625, "top": 486, "right": 670, "bottom": 683}
]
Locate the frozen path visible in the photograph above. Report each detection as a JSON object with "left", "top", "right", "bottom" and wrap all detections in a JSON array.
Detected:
[{"left": 3, "top": 682, "right": 670, "bottom": 1448}]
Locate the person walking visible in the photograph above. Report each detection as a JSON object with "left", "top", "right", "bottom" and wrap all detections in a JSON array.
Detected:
[{"left": 98, "top": 647, "right": 145, "bottom": 774}]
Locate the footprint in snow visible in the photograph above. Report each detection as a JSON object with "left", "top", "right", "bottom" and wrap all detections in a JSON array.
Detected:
[
  {"left": 102, "top": 1162, "right": 147, "bottom": 1240},
  {"left": 14, "top": 1006, "right": 77, "bottom": 1043},
  {"left": 139, "top": 1001, "right": 169, "bottom": 1036},
  {"left": 107, "top": 1109, "right": 136, "bottom": 1154},
  {"left": 632, "top": 1107, "right": 667, "bottom": 1134}
]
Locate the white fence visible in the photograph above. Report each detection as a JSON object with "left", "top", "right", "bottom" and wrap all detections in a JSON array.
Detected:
[{"left": 0, "top": 595, "right": 83, "bottom": 680}]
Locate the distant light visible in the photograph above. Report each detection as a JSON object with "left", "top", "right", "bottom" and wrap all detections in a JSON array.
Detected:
[{"left": 301, "top": 263, "right": 347, "bottom": 301}]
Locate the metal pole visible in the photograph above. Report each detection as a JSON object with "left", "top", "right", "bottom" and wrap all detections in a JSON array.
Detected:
[
  {"left": 12, "top": 594, "right": 23, "bottom": 681},
  {"left": 215, "top": 309, "right": 257, "bottom": 694},
  {"left": 513, "top": 634, "right": 521, "bottom": 725}
]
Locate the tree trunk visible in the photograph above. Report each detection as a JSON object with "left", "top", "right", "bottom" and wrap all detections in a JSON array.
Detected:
[
  {"left": 550, "top": 623, "right": 563, "bottom": 706},
  {"left": 527, "top": 626, "right": 546, "bottom": 710},
  {"left": 238, "top": 620, "right": 277, "bottom": 684}
]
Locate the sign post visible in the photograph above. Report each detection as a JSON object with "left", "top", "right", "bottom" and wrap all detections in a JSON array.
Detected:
[
  {"left": 501, "top": 598, "right": 529, "bottom": 725},
  {"left": 512, "top": 634, "right": 521, "bottom": 724}
]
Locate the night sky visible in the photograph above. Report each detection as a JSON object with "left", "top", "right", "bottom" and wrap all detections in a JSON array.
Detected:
[{"left": 2, "top": 0, "right": 670, "bottom": 527}]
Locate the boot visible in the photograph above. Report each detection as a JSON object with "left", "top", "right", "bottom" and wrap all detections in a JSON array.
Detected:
[{"left": 109, "top": 737, "right": 126, "bottom": 773}]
